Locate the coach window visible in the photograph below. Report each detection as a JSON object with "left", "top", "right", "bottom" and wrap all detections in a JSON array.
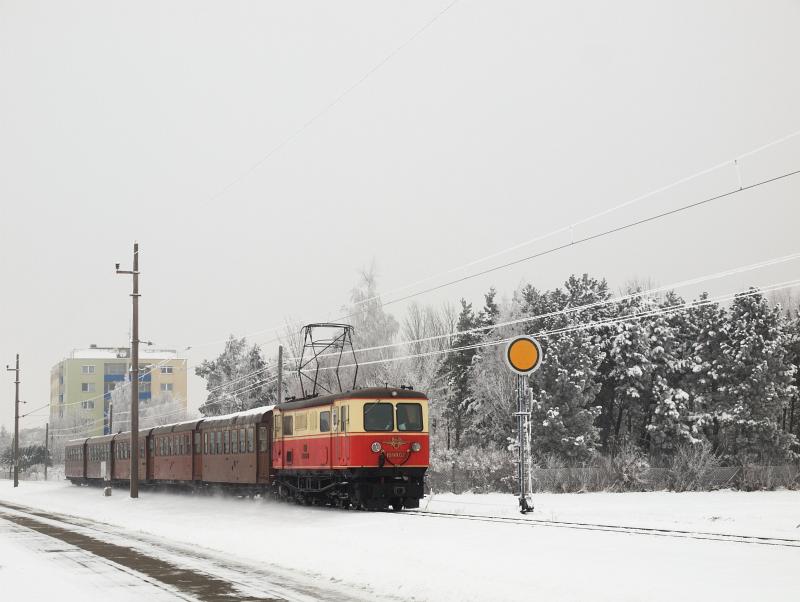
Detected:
[
  {"left": 248, "top": 428, "right": 254, "bottom": 453},
  {"left": 195, "top": 433, "right": 201, "bottom": 454},
  {"left": 364, "top": 402, "right": 394, "bottom": 431},
  {"left": 283, "top": 415, "right": 293, "bottom": 436},
  {"left": 186, "top": 434, "right": 191, "bottom": 455},
  {"left": 203, "top": 432, "right": 209, "bottom": 454},
  {"left": 259, "top": 427, "right": 267, "bottom": 452},
  {"left": 239, "top": 428, "right": 246, "bottom": 453},
  {"left": 224, "top": 430, "right": 230, "bottom": 454},
  {"left": 320, "top": 411, "right": 331, "bottom": 432},
  {"left": 179, "top": 435, "right": 185, "bottom": 455},
  {"left": 140, "top": 442, "right": 144, "bottom": 458},
  {"left": 340, "top": 406, "right": 348, "bottom": 432},
  {"left": 231, "top": 430, "right": 238, "bottom": 454}
]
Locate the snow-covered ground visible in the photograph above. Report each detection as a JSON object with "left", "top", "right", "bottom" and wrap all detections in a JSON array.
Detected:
[
  {"left": 0, "top": 510, "right": 181, "bottom": 601},
  {"left": 1, "top": 481, "right": 798, "bottom": 601}
]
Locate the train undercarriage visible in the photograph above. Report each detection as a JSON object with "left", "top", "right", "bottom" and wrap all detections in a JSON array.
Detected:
[{"left": 69, "top": 468, "right": 426, "bottom": 511}]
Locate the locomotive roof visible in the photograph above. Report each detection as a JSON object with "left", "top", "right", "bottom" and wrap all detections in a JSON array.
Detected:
[{"left": 275, "top": 387, "right": 427, "bottom": 412}]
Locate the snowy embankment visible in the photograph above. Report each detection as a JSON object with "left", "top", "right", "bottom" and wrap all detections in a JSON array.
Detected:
[{"left": 1, "top": 481, "right": 798, "bottom": 602}]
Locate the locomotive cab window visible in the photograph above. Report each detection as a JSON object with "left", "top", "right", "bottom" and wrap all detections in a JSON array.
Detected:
[
  {"left": 320, "top": 411, "right": 331, "bottom": 432},
  {"left": 363, "top": 402, "right": 394, "bottom": 431},
  {"left": 396, "top": 403, "right": 423, "bottom": 431},
  {"left": 283, "top": 415, "right": 293, "bottom": 436}
]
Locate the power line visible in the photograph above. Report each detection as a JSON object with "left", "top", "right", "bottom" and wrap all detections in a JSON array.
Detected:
[
  {"left": 284, "top": 249, "right": 800, "bottom": 362},
  {"left": 301, "top": 279, "right": 800, "bottom": 373},
  {"left": 344, "top": 168, "right": 800, "bottom": 316},
  {"left": 195, "top": 131, "right": 800, "bottom": 349}
]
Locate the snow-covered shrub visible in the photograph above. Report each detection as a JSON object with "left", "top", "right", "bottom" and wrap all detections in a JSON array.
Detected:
[
  {"left": 667, "top": 442, "right": 721, "bottom": 491},
  {"left": 595, "top": 443, "right": 650, "bottom": 491},
  {"left": 427, "top": 445, "right": 515, "bottom": 494}
]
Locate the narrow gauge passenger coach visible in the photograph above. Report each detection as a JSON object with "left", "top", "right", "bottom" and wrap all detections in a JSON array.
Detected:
[{"left": 65, "top": 387, "right": 429, "bottom": 510}]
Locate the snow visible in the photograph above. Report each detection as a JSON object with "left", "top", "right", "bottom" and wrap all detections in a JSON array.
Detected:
[
  {"left": 1, "top": 481, "right": 798, "bottom": 601},
  {"left": 0, "top": 509, "right": 180, "bottom": 601}
]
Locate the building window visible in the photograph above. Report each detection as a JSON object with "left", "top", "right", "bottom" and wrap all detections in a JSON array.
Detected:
[
  {"left": 81, "top": 365, "right": 95, "bottom": 374},
  {"left": 160, "top": 366, "right": 173, "bottom": 374},
  {"left": 104, "top": 363, "right": 126, "bottom": 376},
  {"left": 160, "top": 383, "right": 173, "bottom": 392},
  {"left": 58, "top": 394, "right": 64, "bottom": 403},
  {"left": 81, "top": 400, "right": 94, "bottom": 410},
  {"left": 81, "top": 382, "right": 96, "bottom": 393}
]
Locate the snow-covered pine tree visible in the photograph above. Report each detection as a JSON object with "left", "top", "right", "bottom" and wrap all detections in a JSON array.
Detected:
[
  {"left": 600, "top": 293, "right": 653, "bottom": 450},
  {"left": 195, "top": 336, "right": 276, "bottom": 416},
  {"left": 343, "top": 266, "right": 400, "bottom": 388},
  {"left": 783, "top": 306, "right": 800, "bottom": 439},
  {"left": 436, "top": 299, "right": 482, "bottom": 450},
  {"left": 528, "top": 324, "right": 603, "bottom": 462},
  {"left": 713, "top": 289, "right": 798, "bottom": 462}
]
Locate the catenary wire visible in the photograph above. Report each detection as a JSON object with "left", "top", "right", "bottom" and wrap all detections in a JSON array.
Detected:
[
  {"left": 283, "top": 249, "right": 800, "bottom": 362},
  {"left": 196, "top": 130, "right": 800, "bottom": 348}
]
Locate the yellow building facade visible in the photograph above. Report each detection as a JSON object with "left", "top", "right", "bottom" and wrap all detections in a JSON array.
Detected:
[{"left": 50, "top": 345, "right": 188, "bottom": 437}]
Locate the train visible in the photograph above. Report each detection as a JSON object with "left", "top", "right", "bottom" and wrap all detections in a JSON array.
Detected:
[{"left": 64, "top": 387, "right": 429, "bottom": 510}]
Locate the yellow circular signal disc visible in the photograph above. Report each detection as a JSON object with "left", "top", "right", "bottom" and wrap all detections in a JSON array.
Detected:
[{"left": 505, "top": 337, "right": 542, "bottom": 374}]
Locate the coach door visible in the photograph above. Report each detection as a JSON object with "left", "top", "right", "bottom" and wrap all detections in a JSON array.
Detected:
[
  {"left": 257, "top": 420, "right": 270, "bottom": 482},
  {"left": 193, "top": 431, "right": 202, "bottom": 480}
]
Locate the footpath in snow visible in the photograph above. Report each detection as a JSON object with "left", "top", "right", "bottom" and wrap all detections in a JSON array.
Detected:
[{"left": 1, "top": 481, "right": 798, "bottom": 602}]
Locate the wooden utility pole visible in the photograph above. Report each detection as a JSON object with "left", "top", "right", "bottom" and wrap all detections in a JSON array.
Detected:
[
  {"left": 116, "top": 242, "right": 140, "bottom": 498},
  {"left": 277, "top": 345, "right": 283, "bottom": 404},
  {"left": 44, "top": 422, "right": 48, "bottom": 481},
  {"left": 6, "top": 354, "right": 20, "bottom": 487}
]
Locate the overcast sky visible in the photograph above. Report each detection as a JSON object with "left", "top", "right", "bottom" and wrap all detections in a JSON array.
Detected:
[{"left": 2, "top": 0, "right": 799, "bottom": 432}]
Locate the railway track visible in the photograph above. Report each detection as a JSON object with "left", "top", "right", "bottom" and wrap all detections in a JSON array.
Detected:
[{"left": 405, "top": 509, "right": 800, "bottom": 548}]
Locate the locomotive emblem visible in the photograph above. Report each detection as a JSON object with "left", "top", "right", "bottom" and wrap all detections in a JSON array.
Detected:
[{"left": 382, "top": 436, "right": 407, "bottom": 450}]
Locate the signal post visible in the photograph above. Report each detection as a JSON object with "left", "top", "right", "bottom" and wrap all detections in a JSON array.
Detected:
[{"left": 504, "top": 336, "right": 543, "bottom": 514}]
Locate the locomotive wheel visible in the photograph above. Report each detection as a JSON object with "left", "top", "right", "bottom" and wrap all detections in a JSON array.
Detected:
[{"left": 390, "top": 498, "right": 403, "bottom": 512}]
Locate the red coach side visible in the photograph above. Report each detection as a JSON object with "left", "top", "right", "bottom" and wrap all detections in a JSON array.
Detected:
[
  {"left": 152, "top": 420, "right": 202, "bottom": 483},
  {"left": 199, "top": 407, "right": 272, "bottom": 486},
  {"left": 85, "top": 434, "right": 114, "bottom": 481},
  {"left": 111, "top": 428, "right": 152, "bottom": 483},
  {"left": 65, "top": 438, "right": 87, "bottom": 483}
]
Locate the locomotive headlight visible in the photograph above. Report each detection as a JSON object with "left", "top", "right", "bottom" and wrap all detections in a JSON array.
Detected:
[
  {"left": 371, "top": 442, "right": 382, "bottom": 453},
  {"left": 411, "top": 442, "right": 421, "bottom": 452}
]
